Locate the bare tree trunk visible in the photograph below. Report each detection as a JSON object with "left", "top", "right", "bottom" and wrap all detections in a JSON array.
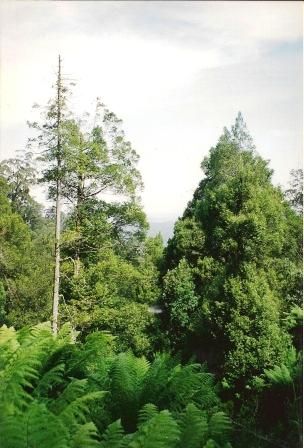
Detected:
[
  {"left": 52, "top": 55, "right": 62, "bottom": 335},
  {"left": 53, "top": 176, "right": 61, "bottom": 334}
]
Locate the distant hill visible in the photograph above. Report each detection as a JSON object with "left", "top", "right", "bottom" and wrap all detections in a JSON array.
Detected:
[{"left": 148, "top": 221, "right": 175, "bottom": 243}]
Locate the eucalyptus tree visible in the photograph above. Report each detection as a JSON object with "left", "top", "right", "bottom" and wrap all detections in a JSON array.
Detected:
[
  {"left": 58, "top": 99, "right": 144, "bottom": 275},
  {"left": 28, "top": 55, "right": 72, "bottom": 334},
  {"left": 28, "top": 58, "right": 148, "bottom": 336}
]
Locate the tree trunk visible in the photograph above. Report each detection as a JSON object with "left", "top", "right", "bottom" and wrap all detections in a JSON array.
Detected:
[
  {"left": 53, "top": 176, "right": 61, "bottom": 334},
  {"left": 52, "top": 55, "right": 62, "bottom": 335}
]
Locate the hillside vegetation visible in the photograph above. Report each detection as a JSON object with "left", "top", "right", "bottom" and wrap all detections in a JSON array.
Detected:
[{"left": 0, "top": 69, "right": 302, "bottom": 447}]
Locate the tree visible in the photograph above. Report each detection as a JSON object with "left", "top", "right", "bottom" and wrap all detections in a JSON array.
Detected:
[
  {"left": 0, "top": 176, "right": 53, "bottom": 327},
  {"left": 285, "top": 168, "right": 303, "bottom": 215},
  {"left": 161, "top": 113, "right": 301, "bottom": 389},
  {"left": 59, "top": 243, "right": 161, "bottom": 355},
  {"left": 28, "top": 55, "right": 74, "bottom": 334},
  {"left": 0, "top": 153, "right": 43, "bottom": 230},
  {"left": 57, "top": 99, "right": 144, "bottom": 276}
]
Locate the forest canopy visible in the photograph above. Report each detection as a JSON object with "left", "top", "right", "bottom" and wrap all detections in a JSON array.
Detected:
[{"left": 0, "top": 63, "right": 302, "bottom": 447}]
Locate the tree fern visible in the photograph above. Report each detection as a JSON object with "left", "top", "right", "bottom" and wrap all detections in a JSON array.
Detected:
[
  {"left": 0, "top": 413, "right": 25, "bottom": 448},
  {"left": 51, "top": 379, "right": 105, "bottom": 429},
  {"left": 0, "top": 322, "right": 233, "bottom": 447},
  {"left": 71, "top": 422, "right": 100, "bottom": 448},
  {"left": 177, "top": 403, "right": 208, "bottom": 448},
  {"left": 0, "top": 325, "right": 19, "bottom": 369},
  {"left": 50, "top": 379, "right": 89, "bottom": 414},
  {"left": 25, "top": 402, "right": 68, "bottom": 448},
  {"left": 208, "top": 411, "right": 232, "bottom": 445},
  {"left": 33, "top": 363, "right": 65, "bottom": 397},
  {"left": 264, "top": 346, "right": 300, "bottom": 386},
  {"left": 167, "top": 363, "right": 206, "bottom": 410},
  {"left": 140, "top": 353, "right": 175, "bottom": 408},
  {"left": 137, "top": 403, "right": 158, "bottom": 426},
  {"left": 128, "top": 410, "right": 180, "bottom": 448},
  {"left": 0, "top": 323, "right": 105, "bottom": 447},
  {"left": 0, "top": 338, "right": 42, "bottom": 411},
  {"left": 100, "top": 419, "right": 125, "bottom": 448},
  {"left": 109, "top": 352, "right": 150, "bottom": 430},
  {"left": 0, "top": 402, "right": 68, "bottom": 448}
]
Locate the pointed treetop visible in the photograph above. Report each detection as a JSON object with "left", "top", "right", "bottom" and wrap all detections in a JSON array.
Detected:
[{"left": 230, "top": 112, "right": 255, "bottom": 151}]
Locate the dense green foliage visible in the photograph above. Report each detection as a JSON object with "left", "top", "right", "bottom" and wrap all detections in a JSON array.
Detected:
[
  {"left": 162, "top": 114, "right": 301, "bottom": 379},
  {"left": 0, "top": 93, "right": 302, "bottom": 447},
  {"left": 0, "top": 176, "right": 53, "bottom": 327},
  {"left": 0, "top": 322, "right": 232, "bottom": 447},
  {"left": 160, "top": 114, "right": 302, "bottom": 446}
]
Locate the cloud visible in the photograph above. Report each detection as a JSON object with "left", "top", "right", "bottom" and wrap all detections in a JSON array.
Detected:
[{"left": 0, "top": 1, "right": 302, "bottom": 220}]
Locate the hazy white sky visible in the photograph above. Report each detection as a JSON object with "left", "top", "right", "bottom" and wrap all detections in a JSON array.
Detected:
[{"left": 0, "top": 1, "right": 302, "bottom": 222}]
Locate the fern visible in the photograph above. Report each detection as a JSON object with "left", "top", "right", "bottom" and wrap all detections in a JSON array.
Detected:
[
  {"left": 100, "top": 419, "right": 125, "bottom": 448},
  {"left": 128, "top": 410, "right": 180, "bottom": 448},
  {"left": 110, "top": 352, "right": 150, "bottom": 430},
  {"left": 265, "top": 364, "right": 293, "bottom": 385},
  {"left": 0, "top": 339, "right": 42, "bottom": 411},
  {"left": 264, "top": 346, "right": 300, "bottom": 386},
  {"left": 25, "top": 402, "right": 68, "bottom": 448},
  {"left": 0, "top": 325, "right": 19, "bottom": 370},
  {"left": 137, "top": 403, "right": 158, "bottom": 426},
  {"left": 0, "top": 413, "right": 25, "bottom": 448},
  {"left": 167, "top": 363, "right": 205, "bottom": 410},
  {"left": 33, "top": 363, "right": 65, "bottom": 397},
  {"left": 139, "top": 353, "right": 177, "bottom": 409},
  {"left": 58, "top": 389, "right": 105, "bottom": 428},
  {"left": 50, "top": 379, "right": 89, "bottom": 414},
  {"left": 0, "top": 323, "right": 106, "bottom": 447},
  {"left": 71, "top": 422, "right": 100, "bottom": 448},
  {"left": 0, "top": 322, "right": 234, "bottom": 448},
  {"left": 177, "top": 403, "right": 208, "bottom": 448},
  {"left": 208, "top": 411, "right": 232, "bottom": 445},
  {"left": 0, "top": 402, "right": 68, "bottom": 448}
]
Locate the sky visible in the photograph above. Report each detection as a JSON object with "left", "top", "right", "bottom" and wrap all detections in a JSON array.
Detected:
[{"left": 0, "top": 1, "right": 302, "bottom": 223}]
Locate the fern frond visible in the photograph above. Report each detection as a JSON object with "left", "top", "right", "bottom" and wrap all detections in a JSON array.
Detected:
[
  {"left": 33, "top": 363, "right": 65, "bottom": 397},
  {"left": 0, "top": 343, "right": 43, "bottom": 411},
  {"left": 140, "top": 353, "right": 175, "bottom": 407},
  {"left": 100, "top": 419, "right": 125, "bottom": 448},
  {"left": 59, "top": 391, "right": 106, "bottom": 428},
  {"left": 58, "top": 322, "right": 79, "bottom": 344},
  {"left": 0, "top": 412, "right": 25, "bottom": 448},
  {"left": 0, "top": 325, "right": 19, "bottom": 353},
  {"left": 264, "top": 364, "right": 293, "bottom": 385},
  {"left": 0, "top": 402, "right": 68, "bottom": 448},
  {"left": 17, "top": 322, "right": 53, "bottom": 349},
  {"left": 208, "top": 411, "right": 231, "bottom": 444},
  {"left": 71, "top": 422, "right": 100, "bottom": 448},
  {"left": 128, "top": 410, "right": 180, "bottom": 448},
  {"left": 111, "top": 353, "right": 150, "bottom": 400},
  {"left": 137, "top": 403, "right": 158, "bottom": 426},
  {"left": 26, "top": 402, "right": 68, "bottom": 448},
  {"left": 178, "top": 403, "right": 208, "bottom": 448},
  {"left": 110, "top": 352, "right": 150, "bottom": 429},
  {"left": 167, "top": 364, "right": 203, "bottom": 410},
  {"left": 50, "top": 379, "right": 88, "bottom": 414}
]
